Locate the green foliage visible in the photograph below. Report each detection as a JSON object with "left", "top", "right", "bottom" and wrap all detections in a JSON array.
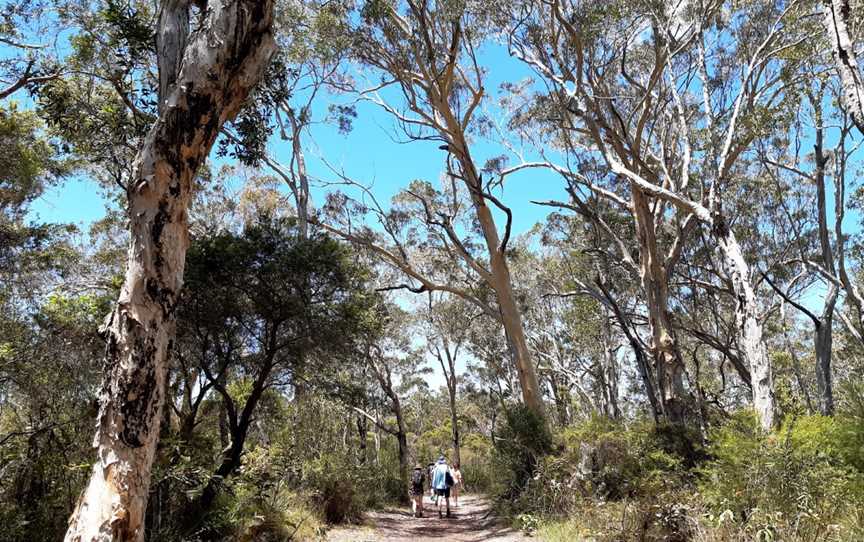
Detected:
[
  {"left": 0, "top": 103, "right": 67, "bottom": 217},
  {"left": 492, "top": 405, "right": 553, "bottom": 497},
  {"left": 504, "top": 414, "right": 864, "bottom": 541},
  {"left": 698, "top": 412, "right": 864, "bottom": 540}
]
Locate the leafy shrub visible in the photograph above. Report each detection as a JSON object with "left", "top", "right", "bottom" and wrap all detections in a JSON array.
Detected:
[
  {"left": 493, "top": 404, "right": 554, "bottom": 497},
  {"left": 698, "top": 412, "right": 864, "bottom": 540},
  {"left": 558, "top": 416, "right": 692, "bottom": 502}
]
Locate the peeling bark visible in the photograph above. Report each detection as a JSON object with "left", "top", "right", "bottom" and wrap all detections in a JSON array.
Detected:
[
  {"left": 714, "top": 224, "right": 776, "bottom": 430},
  {"left": 633, "top": 189, "right": 688, "bottom": 424},
  {"left": 65, "top": 2, "right": 275, "bottom": 540},
  {"left": 823, "top": 0, "right": 864, "bottom": 133}
]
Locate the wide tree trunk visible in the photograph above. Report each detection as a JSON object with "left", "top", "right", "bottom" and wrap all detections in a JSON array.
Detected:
[
  {"left": 714, "top": 223, "right": 776, "bottom": 430},
  {"left": 632, "top": 190, "right": 687, "bottom": 424},
  {"left": 472, "top": 183, "right": 545, "bottom": 418},
  {"left": 64, "top": 2, "right": 275, "bottom": 540},
  {"left": 823, "top": 0, "right": 864, "bottom": 133}
]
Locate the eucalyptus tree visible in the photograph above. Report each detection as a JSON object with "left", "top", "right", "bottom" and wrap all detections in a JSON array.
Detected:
[
  {"left": 509, "top": 0, "right": 814, "bottom": 430},
  {"left": 0, "top": 1, "right": 61, "bottom": 100},
  {"left": 422, "top": 292, "right": 472, "bottom": 465},
  {"left": 351, "top": 306, "right": 430, "bottom": 501},
  {"left": 315, "top": 0, "right": 547, "bottom": 418},
  {"left": 758, "top": 77, "right": 863, "bottom": 415},
  {"left": 220, "top": 0, "right": 356, "bottom": 241},
  {"left": 64, "top": 1, "right": 277, "bottom": 540},
  {"left": 535, "top": 186, "right": 663, "bottom": 420},
  {"left": 505, "top": 230, "right": 622, "bottom": 423}
]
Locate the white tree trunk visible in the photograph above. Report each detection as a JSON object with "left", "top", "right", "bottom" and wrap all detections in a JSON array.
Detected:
[
  {"left": 476, "top": 202, "right": 545, "bottom": 417},
  {"left": 65, "top": 2, "right": 275, "bottom": 540},
  {"left": 715, "top": 226, "right": 776, "bottom": 430},
  {"left": 823, "top": 0, "right": 864, "bottom": 133}
]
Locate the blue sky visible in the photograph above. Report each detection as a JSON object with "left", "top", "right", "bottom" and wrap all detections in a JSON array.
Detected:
[
  {"left": 20, "top": 19, "right": 864, "bottom": 390},
  {"left": 23, "top": 41, "right": 565, "bottom": 393},
  {"left": 29, "top": 41, "right": 568, "bottom": 238}
]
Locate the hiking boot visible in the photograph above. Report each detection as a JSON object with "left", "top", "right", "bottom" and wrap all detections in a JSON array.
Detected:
[
  {"left": 438, "top": 510, "right": 443, "bottom": 518},
  {"left": 446, "top": 510, "right": 452, "bottom": 518}
]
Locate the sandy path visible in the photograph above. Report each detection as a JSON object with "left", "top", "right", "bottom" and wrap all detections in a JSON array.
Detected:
[{"left": 325, "top": 494, "right": 528, "bottom": 542}]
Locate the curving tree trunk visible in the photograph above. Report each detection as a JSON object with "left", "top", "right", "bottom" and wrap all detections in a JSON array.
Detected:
[{"left": 64, "top": 2, "right": 275, "bottom": 540}]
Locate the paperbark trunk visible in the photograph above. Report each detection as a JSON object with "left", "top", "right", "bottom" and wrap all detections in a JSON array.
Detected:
[
  {"left": 823, "top": 0, "right": 864, "bottom": 133},
  {"left": 714, "top": 222, "right": 776, "bottom": 430},
  {"left": 65, "top": 2, "right": 275, "bottom": 540}
]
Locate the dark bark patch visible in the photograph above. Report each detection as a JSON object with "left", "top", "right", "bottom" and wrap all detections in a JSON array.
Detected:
[
  {"left": 146, "top": 277, "right": 161, "bottom": 303},
  {"left": 711, "top": 212, "right": 729, "bottom": 239},
  {"left": 117, "top": 332, "right": 160, "bottom": 448},
  {"left": 152, "top": 199, "right": 170, "bottom": 261}
]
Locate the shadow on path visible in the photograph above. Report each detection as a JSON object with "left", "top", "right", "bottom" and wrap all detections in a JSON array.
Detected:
[{"left": 325, "top": 494, "right": 527, "bottom": 542}]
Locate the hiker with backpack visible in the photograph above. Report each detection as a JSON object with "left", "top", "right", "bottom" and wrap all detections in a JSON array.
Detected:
[
  {"left": 410, "top": 464, "right": 426, "bottom": 518},
  {"left": 431, "top": 455, "right": 454, "bottom": 518}
]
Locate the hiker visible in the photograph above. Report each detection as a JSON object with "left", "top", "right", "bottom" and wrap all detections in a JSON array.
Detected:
[
  {"left": 451, "top": 462, "right": 463, "bottom": 508},
  {"left": 431, "top": 455, "right": 454, "bottom": 518},
  {"left": 410, "top": 464, "right": 426, "bottom": 518}
]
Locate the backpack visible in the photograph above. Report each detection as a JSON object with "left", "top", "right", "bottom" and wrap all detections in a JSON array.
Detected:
[
  {"left": 445, "top": 469, "right": 454, "bottom": 488},
  {"left": 412, "top": 470, "right": 424, "bottom": 490}
]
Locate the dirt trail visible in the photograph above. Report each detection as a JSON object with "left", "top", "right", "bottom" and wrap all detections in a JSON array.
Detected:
[{"left": 325, "top": 494, "right": 528, "bottom": 542}]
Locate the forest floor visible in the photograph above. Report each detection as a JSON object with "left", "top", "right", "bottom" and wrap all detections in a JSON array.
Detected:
[{"left": 325, "top": 493, "right": 528, "bottom": 542}]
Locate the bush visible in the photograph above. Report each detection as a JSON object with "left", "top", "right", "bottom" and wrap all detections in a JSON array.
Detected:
[
  {"left": 558, "top": 416, "right": 693, "bottom": 502},
  {"left": 493, "top": 404, "right": 554, "bottom": 498},
  {"left": 698, "top": 412, "right": 864, "bottom": 540}
]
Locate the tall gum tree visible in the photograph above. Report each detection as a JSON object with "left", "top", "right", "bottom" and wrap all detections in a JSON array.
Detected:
[
  {"left": 320, "top": 0, "right": 546, "bottom": 417},
  {"left": 64, "top": 1, "right": 276, "bottom": 540},
  {"left": 510, "top": 0, "right": 811, "bottom": 430}
]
